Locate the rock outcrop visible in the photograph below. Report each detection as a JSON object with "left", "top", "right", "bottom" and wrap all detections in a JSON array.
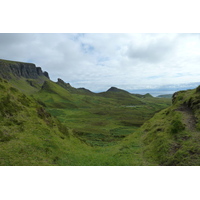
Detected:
[
  {"left": 56, "top": 78, "right": 76, "bottom": 93},
  {"left": 57, "top": 78, "right": 72, "bottom": 88},
  {"left": 172, "top": 91, "right": 179, "bottom": 104},
  {"left": 57, "top": 78, "right": 94, "bottom": 95},
  {"left": 0, "top": 59, "right": 49, "bottom": 80}
]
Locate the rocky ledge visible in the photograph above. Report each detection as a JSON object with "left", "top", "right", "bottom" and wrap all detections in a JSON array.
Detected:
[{"left": 0, "top": 59, "right": 49, "bottom": 80}]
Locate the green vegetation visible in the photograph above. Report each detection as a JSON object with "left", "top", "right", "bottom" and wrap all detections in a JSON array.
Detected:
[
  {"left": 0, "top": 77, "right": 71, "bottom": 165},
  {"left": 0, "top": 59, "right": 34, "bottom": 65},
  {"left": 6, "top": 58, "right": 200, "bottom": 166},
  {"left": 138, "top": 88, "right": 200, "bottom": 165},
  {"left": 0, "top": 72, "right": 172, "bottom": 165},
  {"left": 157, "top": 94, "right": 173, "bottom": 98},
  {"left": 34, "top": 79, "right": 171, "bottom": 148}
]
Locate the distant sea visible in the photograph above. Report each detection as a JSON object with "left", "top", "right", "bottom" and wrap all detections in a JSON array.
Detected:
[{"left": 129, "top": 82, "right": 200, "bottom": 97}]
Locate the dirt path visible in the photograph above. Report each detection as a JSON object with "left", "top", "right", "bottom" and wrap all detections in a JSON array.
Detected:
[{"left": 176, "top": 104, "right": 197, "bottom": 131}]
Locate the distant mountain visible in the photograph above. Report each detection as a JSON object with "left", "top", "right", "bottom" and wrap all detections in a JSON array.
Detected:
[
  {"left": 144, "top": 93, "right": 153, "bottom": 98},
  {"left": 77, "top": 87, "right": 95, "bottom": 95},
  {"left": 98, "top": 86, "right": 144, "bottom": 105},
  {"left": 106, "top": 86, "right": 130, "bottom": 94},
  {"left": 157, "top": 94, "right": 173, "bottom": 98},
  {"left": 132, "top": 93, "right": 153, "bottom": 98}
]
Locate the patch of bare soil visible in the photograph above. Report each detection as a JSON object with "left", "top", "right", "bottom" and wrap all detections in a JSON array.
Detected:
[{"left": 175, "top": 104, "right": 197, "bottom": 131}]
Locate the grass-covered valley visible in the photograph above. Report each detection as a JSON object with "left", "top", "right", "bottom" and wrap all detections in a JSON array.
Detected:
[{"left": 1, "top": 59, "right": 200, "bottom": 166}]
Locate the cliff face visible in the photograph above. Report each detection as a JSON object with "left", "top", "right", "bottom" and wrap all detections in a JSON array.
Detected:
[{"left": 0, "top": 59, "right": 49, "bottom": 80}]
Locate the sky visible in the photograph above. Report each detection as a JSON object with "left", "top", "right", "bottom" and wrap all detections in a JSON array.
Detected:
[{"left": 0, "top": 33, "right": 200, "bottom": 95}]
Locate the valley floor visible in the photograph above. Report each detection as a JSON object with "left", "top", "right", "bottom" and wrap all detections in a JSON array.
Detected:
[{"left": 57, "top": 128, "right": 148, "bottom": 166}]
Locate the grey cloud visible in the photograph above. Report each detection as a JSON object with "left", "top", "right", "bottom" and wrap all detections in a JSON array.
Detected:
[
  {"left": 0, "top": 33, "right": 33, "bottom": 45},
  {"left": 127, "top": 35, "right": 177, "bottom": 63}
]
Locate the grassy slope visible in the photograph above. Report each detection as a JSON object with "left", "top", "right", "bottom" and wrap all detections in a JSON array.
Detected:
[
  {"left": 9, "top": 77, "right": 48, "bottom": 95},
  {"left": 0, "top": 77, "right": 99, "bottom": 165},
  {"left": 0, "top": 59, "right": 33, "bottom": 64},
  {"left": 97, "top": 90, "right": 143, "bottom": 105},
  {"left": 132, "top": 87, "right": 200, "bottom": 166}
]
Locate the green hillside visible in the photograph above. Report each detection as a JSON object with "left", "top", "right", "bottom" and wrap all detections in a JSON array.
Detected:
[
  {"left": 157, "top": 94, "right": 173, "bottom": 98},
  {"left": 137, "top": 87, "right": 200, "bottom": 165},
  {"left": 0, "top": 77, "right": 71, "bottom": 165},
  {"left": 106, "top": 86, "right": 200, "bottom": 166},
  {"left": 0, "top": 58, "right": 176, "bottom": 166},
  {"left": 33, "top": 79, "right": 171, "bottom": 147},
  {"left": 98, "top": 86, "right": 143, "bottom": 105}
]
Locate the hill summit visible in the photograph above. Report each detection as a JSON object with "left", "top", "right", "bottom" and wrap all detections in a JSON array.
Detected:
[{"left": 107, "top": 86, "right": 130, "bottom": 94}]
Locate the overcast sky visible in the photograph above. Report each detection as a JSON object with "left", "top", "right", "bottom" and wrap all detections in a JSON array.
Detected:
[{"left": 0, "top": 33, "right": 200, "bottom": 94}]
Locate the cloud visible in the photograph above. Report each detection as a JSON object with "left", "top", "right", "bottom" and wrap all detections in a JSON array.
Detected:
[
  {"left": 126, "top": 34, "right": 177, "bottom": 63},
  {"left": 0, "top": 33, "right": 200, "bottom": 93}
]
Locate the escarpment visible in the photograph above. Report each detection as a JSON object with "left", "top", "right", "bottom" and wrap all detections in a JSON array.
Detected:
[{"left": 0, "top": 59, "right": 49, "bottom": 80}]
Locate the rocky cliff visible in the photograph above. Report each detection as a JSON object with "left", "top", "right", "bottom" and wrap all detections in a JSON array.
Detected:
[{"left": 0, "top": 59, "right": 49, "bottom": 80}]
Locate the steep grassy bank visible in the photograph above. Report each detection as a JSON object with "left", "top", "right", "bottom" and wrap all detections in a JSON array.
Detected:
[
  {"left": 137, "top": 87, "right": 200, "bottom": 165},
  {"left": 0, "top": 77, "right": 101, "bottom": 165}
]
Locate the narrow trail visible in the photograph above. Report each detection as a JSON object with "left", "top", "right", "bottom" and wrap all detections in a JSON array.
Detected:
[{"left": 176, "top": 105, "right": 197, "bottom": 131}]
